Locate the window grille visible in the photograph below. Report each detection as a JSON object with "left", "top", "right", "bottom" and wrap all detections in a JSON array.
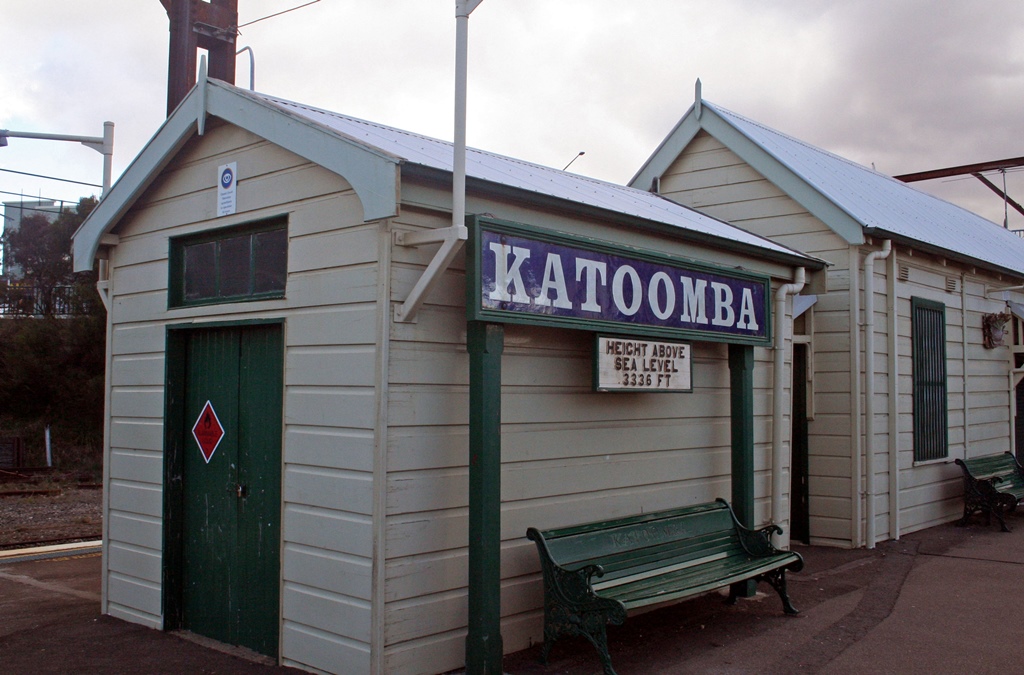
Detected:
[{"left": 911, "top": 297, "right": 948, "bottom": 461}]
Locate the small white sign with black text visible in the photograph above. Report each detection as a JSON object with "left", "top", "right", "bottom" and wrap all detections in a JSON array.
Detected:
[
  {"left": 217, "top": 162, "right": 237, "bottom": 217},
  {"left": 595, "top": 336, "right": 692, "bottom": 392}
]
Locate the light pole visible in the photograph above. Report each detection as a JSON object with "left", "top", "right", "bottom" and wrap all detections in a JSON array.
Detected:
[{"left": 0, "top": 121, "right": 115, "bottom": 196}]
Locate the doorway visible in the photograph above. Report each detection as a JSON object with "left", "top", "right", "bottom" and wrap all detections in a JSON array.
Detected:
[
  {"left": 790, "top": 343, "right": 810, "bottom": 544},
  {"left": 164, "top": 322, "right": 283, "bottom": 657}
]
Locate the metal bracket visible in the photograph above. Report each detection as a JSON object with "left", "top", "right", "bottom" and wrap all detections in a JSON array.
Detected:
[
  {"left": 393, "top": 225, "right": 468, "bottom": 323},
  {"left": 456, "top": 0, "right": 485, "bottom": 17}
]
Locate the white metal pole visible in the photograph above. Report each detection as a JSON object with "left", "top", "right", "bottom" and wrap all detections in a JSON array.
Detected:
[
  {"left": 771, "top": 268, "right": 805, "bottom": 547},
  {"left": 101, "top": 121, "right": 114, "bottom": 196},
  {"left": 863, "top": 240, "right": 891, "bottom": 548},
  {"left": 0, "top": 123, "right": 114, "bottom": 196},
  {"left": 453, "top": 1, "right": 482, "bottom": 234}
]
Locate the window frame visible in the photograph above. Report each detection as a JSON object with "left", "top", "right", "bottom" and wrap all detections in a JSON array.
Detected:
[
  {"left": 911, "top": 296, "right": 948, "bottom": 462},
  {"left": 169, "top": 217, "right": 288, "bottom": 308}
]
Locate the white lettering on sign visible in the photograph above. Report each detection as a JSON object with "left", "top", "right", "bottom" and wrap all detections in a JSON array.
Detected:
[
  {"left": 482, "top": 232, "right": 765, "bottom": 338},
  {"left": 536, "top": 253, "right": 572, "bottom": 309},
  {"left": 595, "top": 336, "right": 692, "bottom": 392}
]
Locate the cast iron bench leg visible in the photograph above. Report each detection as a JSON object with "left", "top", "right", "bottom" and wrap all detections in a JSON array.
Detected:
[
  {"left": 763, "top": 569, "right": 800, "bottom": 615},
  {"left": 540, "top": 605, "right": 621, "bottom": 675}
]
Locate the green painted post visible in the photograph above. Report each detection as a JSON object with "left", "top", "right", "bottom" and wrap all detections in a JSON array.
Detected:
[
  {"left": 729, "top": 343, "right": 757, "bottom": 598},
  {"left": 466, "top": 321, "right": 505, "bottom": 674}
]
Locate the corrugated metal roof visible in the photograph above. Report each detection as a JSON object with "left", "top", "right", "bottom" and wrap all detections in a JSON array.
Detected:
[
  {"left": 706, "top": 101, "right": 1024, "bottom": 276},
  {"left": 253, "top": 92, "right": 817, "bottom": 263}
]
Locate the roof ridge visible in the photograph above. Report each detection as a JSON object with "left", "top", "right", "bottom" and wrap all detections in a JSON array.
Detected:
[
  {"left": 701, "top": 99, "right": 1005, "bottom": 215},
  {"left": 698, "top": 98, "right": 1024, "bottom": 276},
  {"left": 704, "top": 100, "right": 892, "bottom": 177}
]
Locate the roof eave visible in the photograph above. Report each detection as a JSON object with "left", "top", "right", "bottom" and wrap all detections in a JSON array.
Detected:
[{"left": 864, "top": 226, "right": 1024, "bottom": 281}]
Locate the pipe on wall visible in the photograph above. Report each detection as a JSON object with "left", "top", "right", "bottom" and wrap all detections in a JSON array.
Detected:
[
  {"left": 886, "top": 250, "right": 900, "bottom": 540},
  {"left": 850, "top": 250, "right": 862, "bottom": 548},
  {"left": 863, "top": 240, "right": 891, "bottom": 548},
  {"left": 772, "top": 267, "right": 806, "bottom": 545}
]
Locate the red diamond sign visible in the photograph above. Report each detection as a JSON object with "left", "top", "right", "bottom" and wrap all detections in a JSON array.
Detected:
[{"left": 192, "top": 400, "right": 225, "bottom": 464}]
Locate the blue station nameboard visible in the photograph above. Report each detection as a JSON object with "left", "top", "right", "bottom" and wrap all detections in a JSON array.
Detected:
[{"left": 466, "top": 217, "right": 772, "bottom": 345}]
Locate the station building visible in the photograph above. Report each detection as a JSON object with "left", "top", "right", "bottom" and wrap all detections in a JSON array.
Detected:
[
  {"left": 631, "top": 89, "right": 1024, "bottom": 548},
  {"left": 73, "top": 74, "right": 822, "bottom": 673}
]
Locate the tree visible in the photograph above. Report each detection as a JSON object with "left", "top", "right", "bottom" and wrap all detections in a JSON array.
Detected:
[
  {"left": 1, "top": 197, "right": 101, "bottom": 317},
  {"left": 0, "top": 197, "right": 105, "bottom": 469}
]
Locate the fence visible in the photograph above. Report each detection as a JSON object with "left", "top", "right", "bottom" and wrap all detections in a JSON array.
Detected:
[{"left": 0, "top": 285, "right": 97, "bottom": 317}]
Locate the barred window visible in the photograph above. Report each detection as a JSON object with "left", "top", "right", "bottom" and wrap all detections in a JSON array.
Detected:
[{"left": 911, "top": 297, "right": 948, "bottom": 461}]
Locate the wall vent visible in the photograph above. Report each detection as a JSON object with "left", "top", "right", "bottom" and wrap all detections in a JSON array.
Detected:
[
  {"left": 946, "top": 276, "right": 959, "bottom": 294},
  {"left": 898, "top": 265, "right": 910, "bottom": 282}
]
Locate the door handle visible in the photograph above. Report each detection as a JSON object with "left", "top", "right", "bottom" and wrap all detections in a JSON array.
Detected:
[{"left": 230, "top": 483, "right": 248, "bottom": 498}]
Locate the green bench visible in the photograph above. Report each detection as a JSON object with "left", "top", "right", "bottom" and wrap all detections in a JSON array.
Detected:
[
  {"left": 526, "top": 498, "right": 803, "bottom": 675},
  {"left": 955, "top": 452, "right": 1024, "bottom": 531}
]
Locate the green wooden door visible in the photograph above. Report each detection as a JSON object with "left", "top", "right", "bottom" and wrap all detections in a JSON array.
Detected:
[{"left": 181, "top": 324, "right": 283, "bottom": 657}]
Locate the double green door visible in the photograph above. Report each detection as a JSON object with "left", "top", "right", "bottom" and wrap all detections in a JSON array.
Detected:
[{"left": 179, "top": 324, "right": 283, "bottom": 657}]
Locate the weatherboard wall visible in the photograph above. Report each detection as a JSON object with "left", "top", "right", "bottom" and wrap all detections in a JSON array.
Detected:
[
  {"left": 98, "top": 118, "right": 806, "bottom": 674},
  {"left": 654, "top": 128, "right": 1024, "bottom": 547},
  {"left": 380, "top": 177, "right": 795, "bottom": 673},
  {"left": 657, "top": 130, "right": 855, "bottom": 545},
  {"left": 101, "top": 123, "right": 378, "bottom": 673}
]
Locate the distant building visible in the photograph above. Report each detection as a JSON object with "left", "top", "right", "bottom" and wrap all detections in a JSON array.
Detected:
[{"left": 1, "top": 199, "right": 62, "bottom": 280}]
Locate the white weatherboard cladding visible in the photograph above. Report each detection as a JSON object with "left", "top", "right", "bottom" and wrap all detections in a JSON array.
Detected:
[
  {"left": 101, "top": 124, "right": 379, "bottom": 673},
  {"left": 381, "top": 197, "right": 787, "bottom": 673},
  {"left": 655, "top": 125, "right": 1024, "bottom": 546},
  {"left": 95, "top": 97, "right": 807, "bottom": 672},
  {"left": 659, "top": 133, "right": 856, "bottom": 545}
]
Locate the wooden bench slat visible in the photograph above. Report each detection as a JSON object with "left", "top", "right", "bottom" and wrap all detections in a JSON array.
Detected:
[
  {"left": 591, "top": 550, "right": 732, "bottom": 592},
  {"left": 543, "top": 507, "right": 735, "bottom": 565},
  {"left": 570, "top": 529, "right": 740, "bottom": 579},
  {"left": 608, "top": 553, "right": 801, "bottom": 609},
  {"left": 538, "top": 501, "right": 726, "bottom": 540}
]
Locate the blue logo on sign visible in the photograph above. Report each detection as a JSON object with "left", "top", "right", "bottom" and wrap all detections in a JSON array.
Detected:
[{"left": 220, "top": 167, "right": 234, "bottom": 188}]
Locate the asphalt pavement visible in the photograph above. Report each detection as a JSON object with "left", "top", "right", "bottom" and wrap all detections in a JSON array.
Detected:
[{"left": 2, "top": 512, "right": 1022, "bottom": 674}]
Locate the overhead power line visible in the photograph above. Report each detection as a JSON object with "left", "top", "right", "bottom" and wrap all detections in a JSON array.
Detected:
[
  {"left": 0, "top": 167, "right": 103, "bottom": 189},
  {"left": 0, "top": 189, "right": 69, "bottom": 203},
  {"left": 237, "top": 0, "right": 321, "bottom": 29}
]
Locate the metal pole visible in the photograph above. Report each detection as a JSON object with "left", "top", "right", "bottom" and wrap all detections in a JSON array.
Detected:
[
  {"left": 730, "top": 343, "right": 756, "bottom": 597},
  {"left": 236, "top": 46, "right": 255, "bottom": 90},
  {"left": 0, "top": 123, "right": 114, "bottom": 196},
  {"left": 466, "top": 321, "right": 504, "bottom": 674},
  {"left": 101, "top": 121, "right": 114, "bottom": 196}
]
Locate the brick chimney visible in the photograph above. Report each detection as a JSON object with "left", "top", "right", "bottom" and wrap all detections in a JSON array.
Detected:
[{"left": 160, "top": 0, "right": 239, "bottom": 116}]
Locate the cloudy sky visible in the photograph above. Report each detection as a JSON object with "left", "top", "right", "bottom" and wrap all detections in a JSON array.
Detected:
[{"left": 3, "top": 0, "right": 1024, "bottom": 231}]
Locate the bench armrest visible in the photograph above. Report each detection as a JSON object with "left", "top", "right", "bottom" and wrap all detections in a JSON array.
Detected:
[
  {"left": 736, "top": 522, "right": 782, "bottom": 557},
  {"left": 715, "top": 498, "right": 784, "bottom": 557},
  {"left": 956, "top": 459, "right": 1009, "bottom": 498},
  {"left": 528, "top": 528, "right": 614, "bottom": 606}
]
